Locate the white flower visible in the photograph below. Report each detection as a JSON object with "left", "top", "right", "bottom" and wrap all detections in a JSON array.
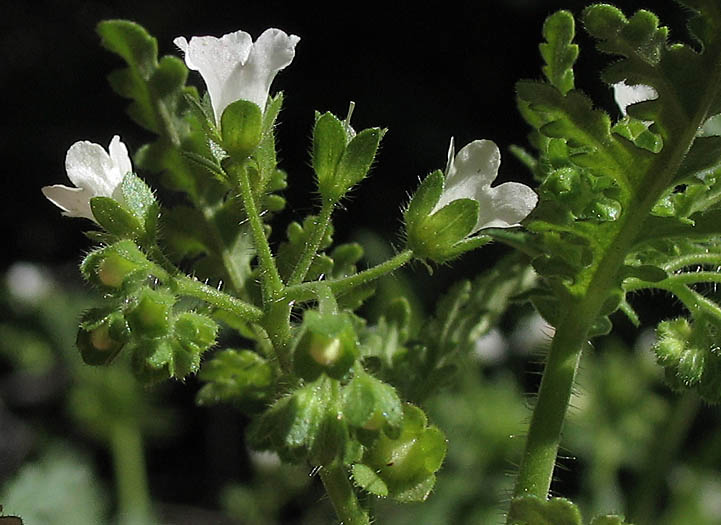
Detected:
[
  {"left": 432, "top": 138, "right": 538, "bottom": 232},
  {"left": 174, "top": 28, "right": 300, "bottom": 124},
  {"left": 613, "top": 80, "right": 658, "bottom": 116},
  {"left": 42, "top": 135, "right": 131, "bottom": 221}
]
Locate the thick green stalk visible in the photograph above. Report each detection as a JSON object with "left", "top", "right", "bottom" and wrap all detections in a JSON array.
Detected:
[
  {"left": 288, "top": 200, "right": 334, "bottom": 285},
  {"left": 110, "top": 419, "right": 153, "bottom": 525},
  {"left": 319, "top": 463, "right": 370, "bottom": 525},
  {"left": 511, "top": 68, "right": 721, "bottom": 504}
]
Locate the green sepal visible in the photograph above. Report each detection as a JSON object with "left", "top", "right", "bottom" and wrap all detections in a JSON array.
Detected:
[
  {"left": 540, "top": 10, "right": 578, "bottom": 95},
  {"left": 293, "top": 310, "right": 358, "bottom": 381},
  {"left": 324, "top": 127, "right": 385, "bottom": 202},
  {"left": 590, "top": 516, "right": 633, "bottom": 525},
  {"left": 173, "top": 312, "right": 217, "bottom": 355},
  {"left": 119, "top": 173, "right": 159, "bottom": 239},
  {"left": 409, "top": 197, "right": 481, "bottom": 263},
  {"left": 342, "top": 369, "right": 403, "bottom": 433},
  {"left": 353, "top": 403, "right": 446, "bottom": 502},
  {"left": 220, "top": 99, "right": 263, "bottom": 159},
  {"left": 507, "top": 495, "right": 582, "bottom": 525},
  {"left": 90, "top": 197, "right": 143, "bottom": 238},
  {"left": 247, "top": 378, "right": 329, "bottom": 463},
  {"left": 404, "top": 170, "right": 443, "bottom": 233},
  {"left": 77, "top": 308, "right": 130, "bottom": 366},
  {"left": 313, "top": 112, "right": 348, "bottom": 195},
  {"left": 126, "top": 288, "right": 175, "bottom": 340},
  {"left": 80, "top": 240, "right": 152, "bottom": 290},
  {"left": 351, "top": 463, "right": 388, "bottom": 497},
  {"left": 309, "top": 413, "right": 350, "bottom": 466},
  {"left": 196, "top": 349, "right": 274, "bottom": 411}
]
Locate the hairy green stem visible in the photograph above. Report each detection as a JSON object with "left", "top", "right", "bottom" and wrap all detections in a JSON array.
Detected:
[
  {"left": 172, "top": 274, "right": 263, "bottom": 321},
  {"left": 319, "top": 463, "right": 370, "bottom": 525},
  {"left": 288, "top": 201, "right": 334, "bottom": 285},
  {"left": 285, "top": 249, "right": 413, "bottom": 303},
  {"left": 110, "top": 419, "right": 153, "bottom": 525},
  {"left": 511, "top": 58, "right": 721, "bottom": 504},
  {"left": 232, "top": 162, "right": 284, "bottom": 300}
]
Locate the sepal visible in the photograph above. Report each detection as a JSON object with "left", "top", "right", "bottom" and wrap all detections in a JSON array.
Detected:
[
  {"left": 126, "top": 288, "right": 175, "bottom": 340},
  {"left": 77, "top": 308, "right": 129, "bottom": 365},
  {"left": 196, "top": 349, "right": 274, "bottom": 411},
  {"left": 351, "top": 403, "right": 446, "bottom": 502},
  {"left": 293, "top": 310, "right": 358, "bottom": 381},
  {"left": 80, "top": 240, "right": 152, "bottom": 290},
  {"left": 220, "top": 99, "right": 263, "bottom": 159}
]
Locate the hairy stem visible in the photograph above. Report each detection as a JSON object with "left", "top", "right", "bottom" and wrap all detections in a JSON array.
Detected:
[
  {"left": 172, "top": 274, "right": 263, "bottom": 321},
  {"left": 288, "top": 201, "right": 334, "bottom": 285},
  {"left": 232, "top": 162, "right": 284, "bottom": 301},
  {"left": 285, "top": 249, "right": 413, "bottom": 303},
  {"left": 319, "top": 463, "right": 370, "bottom": 525}
]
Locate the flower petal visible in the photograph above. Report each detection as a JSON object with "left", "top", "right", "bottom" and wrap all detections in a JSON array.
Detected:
[
  {"left": 65, "top": 140, "right": 120, "bottom": 196},
  {"left": 222, "top": 28, "right": 300, "bottom": 112},
  {"left": 476, "top": 181, "right": 538, "bottom": 231},
  {"left": 109, "top": 135, "right": 132, "bottom": 179},
  {"left": 434, "top": 139, "right": 500, "bottom": 212},
  {"left": 41, "top": 184, "right": 95, "bottom": 220},
  {"left": 175, "top": 31, "right": 254, "bottom": 123},
  {"left": 613, "top": 80, "right": 658, "bottom": 116}
]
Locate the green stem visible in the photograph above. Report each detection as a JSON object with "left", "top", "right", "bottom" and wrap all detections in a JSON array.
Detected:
[
  {"left": 319, "top": 463, "right": 370, "bottom": 525},
  {"left": 511, "top": 47, "right": 721, "bottom": 503},
  {"left": 288, "top": 201, "right": 334, "bottom": 285},
  {"left": 285, "top": 249, "right": 413, "bottom": 303},
  {"left": 261, "top": 300, "right": 293, "bottom": 373},
  {"left": 110, "top": 419, "right": 153, "bottom": 525},
  {"left": 232, "top": 162, "right": 284, "bottom": 300},
  {"left": 172, "top": 274, "right": 263, "bottom": 321}
]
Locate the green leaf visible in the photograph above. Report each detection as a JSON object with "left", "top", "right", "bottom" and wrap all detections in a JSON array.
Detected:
[
  {"left": 676, "top": 135, "right": 721, "bottom": 182},
  {"left": 540, "top": 10, "right": 578, "bottom": 95},
  {"left": 507, "top": 495, "right": 582, "bottom": 525}
]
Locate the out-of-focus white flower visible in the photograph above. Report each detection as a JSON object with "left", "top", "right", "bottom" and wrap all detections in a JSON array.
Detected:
[
  {"left": 6, "top": 262, "right": 53, "bottom": 304},
  {"left": 613, "top": 80, "right": 658, "bottom": 116},
  {"left": 174, "top": 28, "right": 300, "bottom": 124},
  {"left": 42, "top": 136, "right": 131, "bottom": 221},
  {"left": 432, "top": 138, "right": 538, "bottom": 233}
]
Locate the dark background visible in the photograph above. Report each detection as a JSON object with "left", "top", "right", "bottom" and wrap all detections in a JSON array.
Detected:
[
  {"left": 0, "top": 0, "right": 695, "bottom": 519},
  {"left": 2, "top": 0, "right": 688, "bottom": 273}
]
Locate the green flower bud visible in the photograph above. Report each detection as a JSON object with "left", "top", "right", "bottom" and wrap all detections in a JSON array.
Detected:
[
  {"left": 352, "top": 404, "right": 447, "bottom": 502},
  {"left": 80, "top": 240, "right": 151, "bottom": 290},
  {"left": 312, "top": 111, "right": 384, "bottom": 203},
  {"left": 77, "top": 309, "right": 129, "bottom": 365},
  {"left": 221, "top": 99, "right": 263, "bottom": 159},
  {"left": 293, "top": 310, "right": 358, "bottom": 381},
  {"left": 126, "top": 288, "right": 175, "bottom": 340},
  {"left": 343, "top": 370, "right": 403, "bottom": 434}
]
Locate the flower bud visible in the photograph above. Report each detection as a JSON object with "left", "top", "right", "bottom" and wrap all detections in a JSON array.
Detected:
[
  {"left": 81, "top": 240, "right": 151, "bottom": 290},
  {"left": 293, "top": 310, "right": 358, "bottom": 381},
  {"left": 126, "top": 288, "right": 175, "bottom": 339},
  {"left": 77, "top": 309, "right": 129, "bottom": 365},
  {"left": 221, "top": 99, "right": 263, "bottom": 159},
  {"left": 351, "top": 404, "right": 447, "bottom": 502}
]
